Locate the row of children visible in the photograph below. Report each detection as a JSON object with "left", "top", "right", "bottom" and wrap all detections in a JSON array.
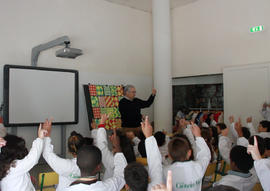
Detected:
[{"left": 0, "top": 112, "right": 270, "bottom": 191}]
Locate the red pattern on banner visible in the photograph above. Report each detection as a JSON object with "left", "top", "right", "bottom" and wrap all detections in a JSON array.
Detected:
[
  {"left": 89, "top": 84, "right": 97, "bottom": 96},
  {"left": 105, "top": 96, "right": 114, "bottom": 107},
  {"left": 92, "top": 107, "right": 101, "bottom": 119}
]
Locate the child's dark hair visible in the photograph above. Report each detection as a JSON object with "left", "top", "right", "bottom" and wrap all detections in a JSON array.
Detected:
[
  {"left": 173, "top": 133, "right": 194, "bottom": 160},
  {"left": 205, "top": 113, "right": 214, "bottom": 126},
  {"left": 216, "top": 123, "right": 227, "bottom": 131},
  {"left": 116, "top": 130, "right": 136, "bottom": 163},
  {"left": 168, "top": 137, "right": 192, "bottom": 162},
  {"left": 241, "top": 127, "right": 251, "bottom": 140},
  {"left": 76, "top": 145, "right": 102, "bottom": 176},
  {"left": 138, "top": 140, "right": 147, "bottom": 158},
  {"left": 230, "top": 145, "right": 253, "bottom": 173},
  {"left": 260, "top": 120, "right": 270, "bottom": 132},
  {"left": 68, "top": 131, "right": 85, "bottom": 155},
  {"left": 154, "top": 131, "right": 166, "bottom": 147},
  {"left": 124, "top": 162, "right": 149, "bottom": 191},
  {"left": 83, "top": 137, "right": 94, "bottom": 146},
  {"left": 0, "top": 135, "right": 28, "bottom": 180},
  {"left": 264, "top": 138, "right": 270, "bottom": 150},
  {"left": 210, "top": 126, "right": 219, "bottom": 150},
  {"left": 249, "top": 135, "right": 265, "bottom": 155},
  {"left": 201, "top": 128, "right": 215, "bottom": 162}
]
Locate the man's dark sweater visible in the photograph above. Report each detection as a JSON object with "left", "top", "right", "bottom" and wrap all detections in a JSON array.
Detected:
[{"left": 119, "top": 95, "right": 155, "bottom": 128}]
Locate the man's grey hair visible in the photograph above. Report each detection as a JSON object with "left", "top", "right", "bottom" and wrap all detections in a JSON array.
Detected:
[{"left": 124, "top": 85, "right": 135, "bottom": 95}]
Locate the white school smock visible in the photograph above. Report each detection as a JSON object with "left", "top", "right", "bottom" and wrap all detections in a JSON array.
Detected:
[
  {"left": 254, "top": 159, "right": 270, "bottom": 191},
  {"left": 42, "top": 137, "right": 80, "bottom": 191},
  {"left": 163, "top": 137, "right": 211, "bottom": 191},
  {"left": 261, "top": 107, "right": 270, "bottom": 121},
  {"left": 183, "top": 125, "right": 197, "bottom": 156},
  {"left": 0, "top": 138, "right": 43, "bottom": 191},
  {"left": 64, "top": 152, "right": 127, "bottom": 191},
  {"left": 246, "top": 122, "right": 270, "bottom": 138},
  {"left": 214, "top": 170, "right": 257, "bottom": 191},
  {"left": 96, "top": 128, "right": 115, "bottom": 180},
  {"left": 145, "top": 136, "right": 163, "bottom": 190},
  {"left": 218, "top": 135, "right": 232, "bottom": 164}
]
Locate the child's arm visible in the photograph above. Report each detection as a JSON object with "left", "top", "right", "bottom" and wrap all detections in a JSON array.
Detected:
[
  {"left": 103, "top": 131, "right": 127, "bottom": 191},
  {"left": 228, "top": 116, "right": 238, "bottom": 139},
  {"left": 246, "top": 117, "right": 257, "bottom": 136},
  {"left": 192, "top": 123, "right": 211, "bottom": 176},
  {"left": 42, "top": 137, "right": 80, "bottom": 177},
  {"left": 96, "top": 114, "right": 115, "bottom": 173},
  {"left": 9, "top": 124, "right": 46, "bottom": 175},
  {"left": 142, "top": 116, "right": 163, "bottom": 187},
  {"left": 248, "top": 136, "right": 270, "bottom": 191},
  {"left": 183, "top": 125, "right": 197, "bottom": 155}
]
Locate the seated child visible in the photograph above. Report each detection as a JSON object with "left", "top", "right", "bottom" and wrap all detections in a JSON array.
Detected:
[
  {"left": 64, "top": 132, "right": 127, "bottom": 191},
  {"left": 217, "top": 123, "right": 232, "bottom": 164},
  {"left": 164, "top": 122, "right": 211, "bottom": 191},
  {"left": 42, "top": 119, "right": 84, "bottom": 191},
  {"left": 124, "top": 116, "right": 163, "bottom": 191},
  {"left": 0, "top": 124, "right": 47, "bottom": 191},
  {"left": 213, "top": 145, "right": 256, "bottom": 191}
]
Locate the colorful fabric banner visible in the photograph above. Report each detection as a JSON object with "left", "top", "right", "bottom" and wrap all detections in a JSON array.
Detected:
[
  {"left": 116, "top": 85, "right": 124, "bottom": 96},
  {"left": 110, "top": 86, "right": 117, "bottom": 96},
  {"left": 103, "top": 85, "right": 111, "bottom": 96},
  {"left": 98, "top": 96, "right": 106, "bottom": 108},
  {"left": 92, "top": 107, "right": 101, "bottom": 119},
  {"left": 96, "top": 85, "right": 104, "bottom": 96},
  {"left": 91, "top": 96, "right": 99, "bottom": 107}
]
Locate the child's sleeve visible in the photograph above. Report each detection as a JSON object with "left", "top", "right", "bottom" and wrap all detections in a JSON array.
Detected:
[
  {"left": 183, "top": 125, "right": 197, "bottom": 155},
  {"left": 254, "top": 159, "right": 270, "bottom": 191},
  {"left": 103, "top": 153, "right": 127, "bottom": 191},
  {"left": 91, "top": 129, "right": 98, "bottom": 146},
  {"left": 42, "top": 137, "right": 80, "bottom": 177},
  {"left": 229, "top": 122, "right": 238, "bottom": 139},
  {"left": 96, "top": 128, "right": 115, "bottom": 171},
  {"left": 9, "top": 138, "right": 43, "bottom": 175},
  {"left": 194, "top": 137, "right": 211, "bottom": 176},
  {"left": 145, "top": 136, "right": 163, "bottom": 188},
  {"left": 218, "top": 137, "right": 231, "bottom": 164}
]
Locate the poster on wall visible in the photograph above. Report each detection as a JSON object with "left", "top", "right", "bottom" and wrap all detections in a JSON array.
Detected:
[{"left": 83, "top": 84, "right": 124, "bottom": 130}]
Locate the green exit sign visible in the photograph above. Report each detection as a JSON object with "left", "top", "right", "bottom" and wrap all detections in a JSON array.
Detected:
[{"left": 250, "top": 25, "right": 264, "bottom": 33}]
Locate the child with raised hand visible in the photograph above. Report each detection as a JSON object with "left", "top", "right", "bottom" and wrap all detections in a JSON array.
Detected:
[
  {"left": 65, "top": 128, "right": 127, "bottom": 191},
  {"left": 247, "top": 136, "right": 270, "bottom": 191},
  {"left": 213, "top": 145, "right": 256, "bottom": 191},
  {"left": 164, "top": 122, "right": 211, "bottom": 191},
  {"left": 217, "top": 123, "right": 232, "bottom": 164},
  {"left": 42, "top": 119, "right": 83, "bottom": 191},
  {"left": 95, "top": 114, "right": 135, "bottom": 180},
  {"left": 124, "top": 116, "right": 163, "bottom": 191},
  {"left": 0, "top": 123, "right": 47, "bottom": 191}
]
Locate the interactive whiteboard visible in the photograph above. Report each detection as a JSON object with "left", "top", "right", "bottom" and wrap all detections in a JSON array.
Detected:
[{"left": 3, "top": 65, "right": 78, "bottom": 126}]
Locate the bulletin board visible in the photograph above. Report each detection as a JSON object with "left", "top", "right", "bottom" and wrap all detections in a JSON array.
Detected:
[{"left": 83, "top": 84, "right": 124, "bottom": 130}]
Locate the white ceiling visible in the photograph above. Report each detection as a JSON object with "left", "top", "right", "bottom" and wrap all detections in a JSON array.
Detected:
[{"left": 104, "top": 0, "right": 198, "bottom": 12}]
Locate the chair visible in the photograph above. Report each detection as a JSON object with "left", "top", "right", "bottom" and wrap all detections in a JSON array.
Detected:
[
  {"left": 38, "top": 172, "right": 59, "bottom": 191},
  {"left": 252, "top": 183, "right": 263, "bottom": 191},
  {"left": 136, "top": 157, "right": 148, "bottom": 166},
  {"left": 204, "top": 162, "right": 217, "bottom": 177}
]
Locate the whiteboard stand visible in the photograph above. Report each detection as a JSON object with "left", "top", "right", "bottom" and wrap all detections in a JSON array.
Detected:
[{"left": 60, "top": 125, "right": 66, "bottom": 157}]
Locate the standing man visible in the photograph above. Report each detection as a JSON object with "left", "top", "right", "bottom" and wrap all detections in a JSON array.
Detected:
[{"left": 119, "top": 85, "right": 156, "bottom": 133}]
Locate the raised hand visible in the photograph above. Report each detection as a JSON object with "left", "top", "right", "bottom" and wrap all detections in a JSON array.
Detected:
[
  {"left": 191, "top": 122, "right": 201, "bottom": 137},
  {"left": 38, "top": 124, "right": 48, "bottom": 139},
  {"left": 246, "top": 116, "right": 252, "bottom": 123},
  {"left": 151, "top": 170, "right": 172, "bottom": 191},
  {"left": 247, "top": 136, "right": 262, "bottom": 161},
  {"left": 152, "top": 88, "right": 157, "bottom": 96},
  {"left": 141, "top": 116, "right": 153, "bottom": 138},
  {"left": 42, "top": 118, "right": 53, "bottom": 137},
  {"left": 229, "top": 116, "right": 234, "bottom": 124},
  {"left": 235, "top": 121, "right": 243, "bottom": 137},
  {"left": 100, "top": 113, "right": 110, "bottom": 125}
]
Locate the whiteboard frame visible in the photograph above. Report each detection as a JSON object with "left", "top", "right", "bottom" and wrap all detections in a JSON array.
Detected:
[{"left": 3, "top": 64, "right": 79, "bottom": 127}]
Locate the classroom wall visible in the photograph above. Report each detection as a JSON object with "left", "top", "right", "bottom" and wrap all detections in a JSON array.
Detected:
[
  {"left": 172, "top": 0, "right": 270, "bottom": 77},
  {"left": 0, "top": 0, "right": 153, "bottom": 154}
]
